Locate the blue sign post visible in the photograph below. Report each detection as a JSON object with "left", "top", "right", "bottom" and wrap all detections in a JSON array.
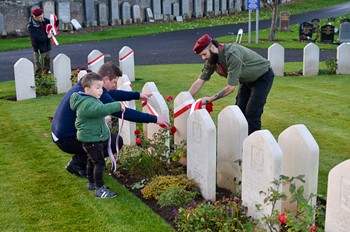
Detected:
[{"left": 247, "top": 0, "right": 260, "bottom": 44}]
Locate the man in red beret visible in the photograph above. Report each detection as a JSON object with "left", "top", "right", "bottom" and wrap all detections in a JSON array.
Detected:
[
  {"left": 188, "top": 34, "right": 274, "bottom": 134},
  {"left": 27, "top": 8, "right": 54, "bottom": 78}
]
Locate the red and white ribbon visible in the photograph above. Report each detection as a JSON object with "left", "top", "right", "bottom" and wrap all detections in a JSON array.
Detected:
[
  {"left": 50, "top": 14, "right": 59, "bottom": 35},
  {"left": 119, "top": 50, "right": 134, "bottom": 62},
  {"left": 45, "top": 24, "right": 59, "bottom": 46},
  {"left": 107, "top": 102, "right": 127, "bottom": 174},
  {"left": 174, "top": 99, "right": 195, "bottom": 118},
  {"left": 190, "top": 99, "right": 205, "bottom": 115},
  {"left": 87, "top": 54, "right": 104, "bottom": 69},
  {"left": 142, "top": 100, "right": 169, "bottom": 128}
]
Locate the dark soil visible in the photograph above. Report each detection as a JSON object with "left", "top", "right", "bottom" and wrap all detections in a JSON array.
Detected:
[{"left": 112, "top": 168, "right": 233, "bottom": 230}]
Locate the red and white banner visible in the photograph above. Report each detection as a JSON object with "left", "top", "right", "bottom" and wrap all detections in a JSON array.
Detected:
[
  {"left": 174, "top": 99, "right": 195, "bottom": 118},
  {"left": 46, "top": 16, "right": 59, "bottom": 46},
  {"left": 87, "top": 54, "right": 104, "bottom": 69},
  {"left": 50, "top": 14, "right": 59, "bottom": 35},
  {"left": 119, "top": 50, "right": 134, "bottom": 62}
]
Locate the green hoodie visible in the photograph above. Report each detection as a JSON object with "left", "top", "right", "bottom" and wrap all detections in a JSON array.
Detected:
[{"left": 70, "top": 92, "right": 122, "bottom": 143}]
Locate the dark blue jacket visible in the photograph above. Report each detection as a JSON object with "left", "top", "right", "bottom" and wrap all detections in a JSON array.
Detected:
[
  {"left": 27, "top": 16, "right": 51, "bottom": 53},
  {"left": 51, "top": 79, "right": 157, "bottom": 141}
]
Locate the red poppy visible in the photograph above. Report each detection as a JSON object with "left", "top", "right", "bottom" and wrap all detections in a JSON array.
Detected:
[
  {"left": 134, "top": 129, "right": 141, "bottom": 135},
  {"left": 205, "top": 102, "right": 213, "bottom": 113},
  {"left": 310, "top": 226, "right": 317, "bottom": 231},
  {"left": 170, "top": 126, "right": 177, "bottom": 134},
  {"left": 278, "top": 213, "right": 287, "bottom": 224},
  {"left": 136, "top": 137, "right": 141, "bottom": 145},
  {"left": 166, "top": 95, "right": 173, "bottom": 101}
]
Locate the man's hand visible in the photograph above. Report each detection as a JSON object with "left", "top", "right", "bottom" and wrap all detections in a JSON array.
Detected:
[
  {"left": 140, "top": 93, "right": 152, "bottom": 101},
  {"left": 47, "top": 32, "right": 53, "bottom": 38},
  {"left": 157, "top": 115, "right": 170, "bottom": 128}
]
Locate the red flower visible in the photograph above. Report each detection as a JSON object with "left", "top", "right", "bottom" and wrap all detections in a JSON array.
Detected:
[
  {"left": 170, "top": 126, "right": 177, "bottom": 134},
  {"left": 136, "top": 137, "right": 141, "bottom": 146},
  {"left": 278, "top": 213, "right": 287, "bottom": 224},
  {"left": 134, "top": 129, "right": 141, "bottom": 135},
  {"left": 166, "top": 95, "right": 173, "bottom": 101},
  {"left": 310, "top": 226, "right": 317, "bottom": 231},
  {"left": 205, "top": 102, "right": 213, "bottom": 113}
]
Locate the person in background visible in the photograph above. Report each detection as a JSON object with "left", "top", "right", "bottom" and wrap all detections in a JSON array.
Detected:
[
  {"left": 27, "top": 8, "right": 56, "bottom": 77},
  {"left": 188, "top": 34, "right": 274, "bottom": 135},
  {"left": 70, "top": 72, "right": 125, "bottom": 198},
  {"left": 51, "top": 62, "right": 170, "bottom": 178}
]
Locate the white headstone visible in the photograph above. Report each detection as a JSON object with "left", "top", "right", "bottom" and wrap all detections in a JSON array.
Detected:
[
  {"left": 213, "top": 0, "right": 220, "bottom": 16},
  {"left": 121, "top": 2, "right": 132, "bottom": 25},
  {"left": 53, "top": 53, "right": 72, "bottom": 94},
  {"left": 132, "top": 5, "right": 142, "bottom": 23},
  {"left": 228, "top": 0, "right": 235, "bottom": 13},
  {"left": 268, "top": 43, "right": 284, "bottom": 77},
  {"left": 180, "top": 0, "right": 190, "bottom": 19},
  {"left": 152, "top": 0, "right": 163, "bottom": 20},
  {"left": 142, "top": 82, "right": 159, "bottom": 138},
  {"left": 141, "top": 92, "right": 169, "bottom": 140},
  {"left": 57, "top": 0, "right": 73, "bottom": 30},
  {"left": 70, "top": 19, "right": 82, "bottom": 30},
  {"left": 84, "top": 0, "right": 97, "bottom": 27},
  {"left": 339, "top": 22, "right": 350, "bottom": 43},
  {"left": 173, "top": 92, "right": 195, "bottom": 145},
  {"left": 221, "top": 0, "right": 228, "bottom": 15},
  {"left": 336, "top": 43, "right": 350, "bottom": 74},
  {"left": 187, "top": 109, "right": 216, "bottom": 200},
  {"left": 303, "top": 43, "right": 319, "bottom": 76},
  {"left": 118, "top": 84, "right": 136, "bottom": 146},
  {"left": 87, "top": 49, "right": 105, "bottom": 73},
  {"left": 325, "top": 159, "right": 350, "bottom": 231},
  {"left": 172, "top": 3, "right": 180, "bottom": 17},
  {"left": 119, "top": 46, "right": 135, "bottom": 82},
  {"left": 242, "top": 130, "right": 283, "bottom": 221},
  {"left": 146, "top": 8, "right": 155, "bottom": 22},
  {"left": 278, "top": 124, "right": 319, "bottom": 213},
  {"left": 235, "top": 0, "right": 242, "bottom": 12},
  {"left": 98, "top": 3, "right": 108, "bottom": 26},
  {"left": 217, "top": 105, "right": 248, "bottom": 194},
  {"left": 193, "top": 0, "right": 203, "bottom": 18},
  {"left": 205, "top": 0, "right": 214, "bottom": 16},
  {"left": 77, "top": 70, "right": 87, "bottom": 81},
  {"left": 110, "top": 0, "right": 121, "bottom": 25},
  {"left": 43, "top": 1, "right": 55, "bottom": 19},
  {"left": 117, "top": 74, "right": 132, "bottom": 89},
  {"left": 14, "top": 58, "right": 36, "bottom": 101},
  {"left": 162, "top": 0, "right": 173, "bottom": 20}
]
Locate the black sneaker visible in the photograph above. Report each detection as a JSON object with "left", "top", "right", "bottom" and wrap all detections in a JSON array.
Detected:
[
  {"left": 95, "top": 186, "right": 117, "bottom": 198},
  {"left": 66, "top": 161, "right": 87, "bottom": 178}
]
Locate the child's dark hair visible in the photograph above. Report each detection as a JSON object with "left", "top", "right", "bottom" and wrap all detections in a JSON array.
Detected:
[{"left": 81, "top": 72, "right": 103, "bottom": 88}]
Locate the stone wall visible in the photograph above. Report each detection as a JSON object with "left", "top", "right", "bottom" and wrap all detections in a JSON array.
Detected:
[{"left": 0, "top": 0, "right": 249, "bottom": 35}]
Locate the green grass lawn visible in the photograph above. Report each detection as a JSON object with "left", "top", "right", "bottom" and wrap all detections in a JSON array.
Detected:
[{"left": 0, "top": 63, "right": 349, "bottom": 231}]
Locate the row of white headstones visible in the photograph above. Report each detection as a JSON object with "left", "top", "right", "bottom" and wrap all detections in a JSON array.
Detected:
[{"left": 13, "top": 44, "right": 349, "bottom": 231}]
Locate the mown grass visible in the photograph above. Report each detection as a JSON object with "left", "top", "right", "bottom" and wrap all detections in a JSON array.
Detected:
[{"left": 0, "top": 0, "right": 349, "bottom": 52}]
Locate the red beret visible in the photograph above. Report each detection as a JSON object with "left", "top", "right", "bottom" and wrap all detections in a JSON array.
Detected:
[
  {"left": 193, "top": 34, "right": 212, "bottom": 54},
  {"left": 32, "top": 8, "right": 43, "bottom": 17}
]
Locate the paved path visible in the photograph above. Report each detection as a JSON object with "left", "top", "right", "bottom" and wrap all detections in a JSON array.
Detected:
[{"left": 1, "top": 2, "right": 349, "bottom": 82}]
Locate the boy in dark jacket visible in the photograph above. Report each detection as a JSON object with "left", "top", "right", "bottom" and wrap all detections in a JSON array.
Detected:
[
  {"left": 70, "top": 72, "right": 125, "bottom": 198},
  {"left": 27, "top": 8, "right": 53, "bottom": 77}
]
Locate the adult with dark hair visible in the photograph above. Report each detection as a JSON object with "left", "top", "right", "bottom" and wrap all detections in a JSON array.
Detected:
[
  {"left": 51, "top": 62, "right": 170, "bottom": 178},
  {"left": 188, "top": 34, "right": 274, "bottom": 135},
  {"left": 27, "top": 8, "right": 55, "bottom": 77}
]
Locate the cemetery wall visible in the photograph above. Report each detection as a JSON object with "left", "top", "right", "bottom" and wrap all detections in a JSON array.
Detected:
[{"left": 0, "top": 0, "right": 203, "bottom": 35}]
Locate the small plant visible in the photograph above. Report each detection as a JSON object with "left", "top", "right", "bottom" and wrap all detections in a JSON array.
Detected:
[
  {"left": 175, "top": 196, "right": 259, "bottom": 232},
  {"left": 33, "top": 71, "right": 57, "bottom": 96},
  {"left": 141, "top": 174, "right": 199, "bottom": 200},
  {"left": 158, "top": 187, "right": 198, "bottom": 208},
  {"left": 324, "top": 57, "right": 337, "bottom": 75},
  {"left": 256, "top": 175, "right": 325, "bottom": 232}
]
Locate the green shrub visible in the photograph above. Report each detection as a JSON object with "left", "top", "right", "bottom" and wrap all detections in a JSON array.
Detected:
[
  {"left": 158, "top": 187, "right": 199, "bottom": 208},
  {"left": 324, "top": 57, "right": 337, "bottom": 75},
  {"left": 141, "top": 174, "right": 199, "bottom": 200},
  {"left": 34, "top": 72, "right": 57, "bottom": 96},
  {"left": 174, "top": 196, "right": 259, "bottom": 232}
]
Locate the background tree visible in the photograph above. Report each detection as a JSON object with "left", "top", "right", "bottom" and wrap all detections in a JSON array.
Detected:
[{"left": 261, "top": 0, "right": 280, "bottom": 41}]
